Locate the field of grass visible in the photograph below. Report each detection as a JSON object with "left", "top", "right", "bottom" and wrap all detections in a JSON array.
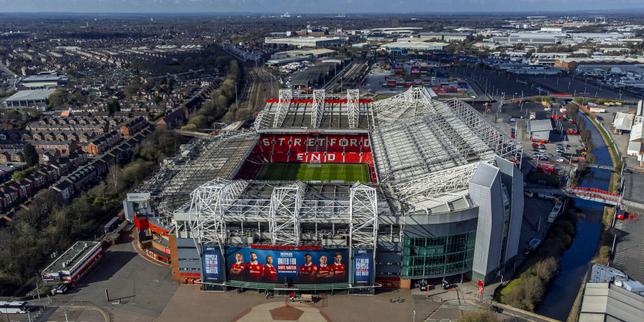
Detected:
[{"left": 256, "top": 163, "right": 370, "bottom": 183}]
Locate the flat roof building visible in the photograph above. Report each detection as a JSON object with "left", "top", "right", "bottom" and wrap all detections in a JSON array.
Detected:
[
  {"left": 579, "top": 282, "right": 644, "bottom": 322},
  {"left": 3, "top": 88, "right": 55, "bottom": 111},
  {"left": 42, "top": 241, "right": 103, "bottom": 285},
  {"left": 613, "top": 112, "right": 635, "bottom": 134},
  {"left": 264, "top": 37, "right": 343, "bottom": 48},
  {"left": 527, "top": 119, "right": 554, "bottom": 142},
  {"left": 20, "top": 71, "right": 68, "bottom": 89},
  {"left": 380, "top": 41, "right": 447, "bottom": 53}
]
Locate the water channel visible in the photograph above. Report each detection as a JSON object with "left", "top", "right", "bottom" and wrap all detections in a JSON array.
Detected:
[{"left": 536, "top": 114, "right": 613, "bottom": 320}]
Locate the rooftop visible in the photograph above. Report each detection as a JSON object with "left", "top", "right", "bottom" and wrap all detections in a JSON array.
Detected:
[
  {"left": 580, "top": 283, "right": 644, "bottom": 322},
  {"left": 42, "top": 241, "right": 101, "bottom": 275},
  {"left": 22, "top": 72, "right": 68, "bottom": 83},
  {"left": 139, "top": 132, "right": 259, "bottom": 214},
  {"left": 4, "top": 88, "right": 56, "bottom": 102},
  {"left": 527, "top": 119, "right": 554, "bottom": 133}
]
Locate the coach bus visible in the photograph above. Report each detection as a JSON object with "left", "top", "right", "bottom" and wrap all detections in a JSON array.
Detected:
[{"left": 0, "top": 301, "right": 29, "bottom": 314}]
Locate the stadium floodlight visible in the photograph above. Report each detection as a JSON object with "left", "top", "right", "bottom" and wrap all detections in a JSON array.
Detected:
[
  {"left": 273, "top": 89, "right": 292, "bottom": 128},
  {"left": 347, "top": 89, "right": 360, "bottom": 129},
  {"left": 311, "top": 89, "right": 325, "bottom": 128}
]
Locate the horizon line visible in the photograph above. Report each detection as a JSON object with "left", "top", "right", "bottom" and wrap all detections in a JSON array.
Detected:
[{"left": 1, "top": 8, "right": 644, "bottom": 16}]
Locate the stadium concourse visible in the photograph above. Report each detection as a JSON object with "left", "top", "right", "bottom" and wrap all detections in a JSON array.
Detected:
[{"left": 123, "top": 87, "right": 525, "bottom": 294}]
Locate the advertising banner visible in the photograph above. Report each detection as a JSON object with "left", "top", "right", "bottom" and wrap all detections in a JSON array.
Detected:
[
  {"left": 353, "top": 249, "right": 373, "bottom": 285},
  {"left": 225, "top": 247, "right": 349, "bottom": 284},
  {"left": 202, "top": 245, "right": 223, "bottom": 283}
]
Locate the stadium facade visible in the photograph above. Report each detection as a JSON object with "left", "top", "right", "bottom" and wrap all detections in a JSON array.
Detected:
[{"left": 125, "top": 87, "right": 524, "bottom": 291}]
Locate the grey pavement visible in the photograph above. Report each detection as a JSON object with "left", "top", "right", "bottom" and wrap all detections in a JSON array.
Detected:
[{"left": 53, "top": 239, "right": 178, "bottom": 321}]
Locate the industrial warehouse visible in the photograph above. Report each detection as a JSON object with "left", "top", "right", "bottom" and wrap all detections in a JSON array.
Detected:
[{"left": 124, "top": 87, "right": 524, "bottom": 292}]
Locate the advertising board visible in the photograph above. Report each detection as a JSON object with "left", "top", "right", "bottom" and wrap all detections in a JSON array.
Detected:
[
  {"left": 353, "top": 249, "right": 373, "bottom": 285},
  {"left": 202, "top": 245, "right": 224, "bottom": 283},
  {"left": 225, "top": 247, "right": 349, "bottom": 284}
]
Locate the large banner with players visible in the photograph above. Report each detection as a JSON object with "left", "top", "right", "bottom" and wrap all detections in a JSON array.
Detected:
[{"left": 225, "top": 247, "right": 349, "bottom": 284}]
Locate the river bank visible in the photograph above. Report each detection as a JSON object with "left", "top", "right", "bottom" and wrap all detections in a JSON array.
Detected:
[{"left": 536, "top": 113, "right": 614, "bottom": 320}]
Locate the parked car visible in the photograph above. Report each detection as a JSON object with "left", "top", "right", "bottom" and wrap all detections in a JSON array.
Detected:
[
  {"left": 52, "top": 284, "right": 69, "bottom": 295},
  {"left": 524, "top": 238, "right": 542, "bottom": 255},
  {"left": 615, "top": 209, "right": 630, "bottom": 220}
]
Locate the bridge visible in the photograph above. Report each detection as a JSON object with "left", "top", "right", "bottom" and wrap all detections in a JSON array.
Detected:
[
  {"left": 586, "top": 164, "right": 615, "bottom": 171},
  {"left": 525, "top": 186, "right": 621, "bottom": 206},
  {"left": 567, "top": 187, "right": 621, "bottom": 206}
]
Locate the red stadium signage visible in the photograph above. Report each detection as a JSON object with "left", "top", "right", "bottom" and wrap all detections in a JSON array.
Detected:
[
  {"left": 260, "top": 135, "right": 370, "bottom": 149},
  {"left": 250, "top": 244, "right": 321, "bottom": 251},
  {"left": 265, "top": 98, "right": 373, "bottom": 104}
]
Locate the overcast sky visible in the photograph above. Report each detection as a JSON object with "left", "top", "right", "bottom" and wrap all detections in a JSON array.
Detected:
[{"left": 0, "top": 0, "right": 643, "bottom": 14}]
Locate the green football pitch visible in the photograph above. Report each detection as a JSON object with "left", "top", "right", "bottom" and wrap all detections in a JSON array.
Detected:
[{"left": 256, "top": 163, "right": 370, "bottom": 183}]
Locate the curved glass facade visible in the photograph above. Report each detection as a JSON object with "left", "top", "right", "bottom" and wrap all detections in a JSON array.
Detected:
[{"left": 401, "top": 231, "right": 475, "bottom": 278}]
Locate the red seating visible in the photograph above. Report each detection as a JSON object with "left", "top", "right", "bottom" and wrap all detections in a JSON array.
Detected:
[{"left": 237, "top": 133, "right": 378, "bottom": 182}]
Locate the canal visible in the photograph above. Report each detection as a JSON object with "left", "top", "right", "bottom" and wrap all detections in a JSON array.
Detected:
[{"left": 536, "top": 114, "right": 613, "bottom": 320}]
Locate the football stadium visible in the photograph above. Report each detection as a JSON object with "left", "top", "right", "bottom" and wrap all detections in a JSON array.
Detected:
[{"left": 124, "top": 87, "right": 524, "bottom": 292}]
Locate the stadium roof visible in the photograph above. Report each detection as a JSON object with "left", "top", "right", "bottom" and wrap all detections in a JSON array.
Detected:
[
  {"left": 371, "top": 87, "right": 520, "bottom": 213},
  {"left": 254, "top": 89, "right": 373, "bottom": 131},
  {"left": 174, "top": 181, "right": 393, "bottom": 224},
  {"left": 138, "top": 132, "right": 258, "bottom": 216},
  {"left": 144, "top": 87, "right": 521, "bottom": 225}
]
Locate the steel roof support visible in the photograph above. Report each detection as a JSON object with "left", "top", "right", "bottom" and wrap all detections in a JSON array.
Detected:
[
  {"left": 188, "top": 179, "right": 248, "bottom": 254},
  {"left": 349, "top": 183, "right": 378, "bottom": 249},
  {"left": 269, "top": 182, "right": 305, "bottom": 246},
  {"left": 447, "top": 99, "right": 523, "bottom": 164},
  {"left": 273, "top": 89, "right": 292, "bottom": 128},
  {"left": 311, "top": 89, "right": 325, "bottom": 128},
  {"left": 372, "top": 86, "right": 436, "bottom": 124},
  {"left": 347, "top": 89, "right": 360, "bottom": 129},
  {"left": 349, "top": 183, "right": 378, "bottom": 286}
]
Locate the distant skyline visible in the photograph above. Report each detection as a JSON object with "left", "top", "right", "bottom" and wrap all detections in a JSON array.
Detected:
[{"left": 1, "top": 0, "right": 644, "bottom": 14}]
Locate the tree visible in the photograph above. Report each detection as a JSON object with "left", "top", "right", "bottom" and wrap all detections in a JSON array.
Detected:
[
  {"left": 47, "top": 88, "right": 68, "bottom": 108},
  {"left": 124, "top": 79, "right": 142, "bottom": 99},
  {"left": 107, "top": 99, "right": 121, "bottom": 116},
  {"left": 534, "top": 257, "right": 558, "bottom": 282},
  {"left": 187, "top": 114, "right": 209, "bottom": 129},
  {"left": 23, "top": 143, "right": 38, "bottom": 166},
  {"left": 458, "top": 311, "right": 498, "bottom": 322}
]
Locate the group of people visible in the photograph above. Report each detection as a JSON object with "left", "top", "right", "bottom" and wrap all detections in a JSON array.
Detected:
[{"left": 229, "top": 252, "right": 346, "bottom": 283}]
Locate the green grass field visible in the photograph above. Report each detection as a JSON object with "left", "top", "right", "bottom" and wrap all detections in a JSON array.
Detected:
[{"left": 256, "top": 163, "right": 370, "bottom": 183}]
